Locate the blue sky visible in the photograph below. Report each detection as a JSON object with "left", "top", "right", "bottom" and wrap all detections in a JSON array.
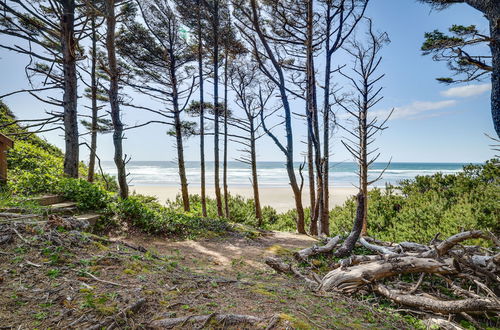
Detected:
[{"left": 0, "top": 0, "right": 496, "bottom": 163}]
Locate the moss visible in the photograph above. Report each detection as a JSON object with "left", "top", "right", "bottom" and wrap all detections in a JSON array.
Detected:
[
  {"left": 279, "top": 313, "right": 312, "bottom": 330},
  {"left": 266, "top": 244, "right": 294, "bottom": 257}
]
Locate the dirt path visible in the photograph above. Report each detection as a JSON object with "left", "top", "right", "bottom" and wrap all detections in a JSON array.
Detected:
[{"left": 131, "top": 231, "right": 318, "bottom": 272}]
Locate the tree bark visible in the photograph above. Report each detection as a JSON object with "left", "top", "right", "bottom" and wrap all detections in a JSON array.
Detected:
[
  {"left": 105, "top": 0, "right": 128, "bottom": 199},
  {"left": 88, "top": 14, "right": 98, "bottom": 183},
  {"left": 223, "top": 50, "right": 229, "bottom": 218},
  {"left": 334, "top": 193, "right": 365, "bottom": 257},
  {"left": 249, "top": 121, "right": 262, "bottom": 225},
  {"left": 197, "top": 0, "right": 207, "bottom": 217},
  {"left": 320, "top": 256, "right": 456, "bottom": 293},
  {"left": 248, "top": 0, "right": 305, "bottom": 233},
  {"left": 213, "top": 0, "right": 223, "bottom": 217},
  {"left": 488, "top": 10, "right": 500, "bottom": 137},
  {"left": 169, "top": 42, "right": 190, "bottom": 212},
  {"left": 61, "top": 0, "right": 79, "bottom": 178}
]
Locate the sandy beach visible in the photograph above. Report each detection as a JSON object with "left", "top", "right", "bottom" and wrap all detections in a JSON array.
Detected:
[{"left": 131, "top": 186, "right": 359, "bottom": 212}]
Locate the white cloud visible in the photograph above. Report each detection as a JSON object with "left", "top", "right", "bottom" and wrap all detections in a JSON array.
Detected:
[
  {"left": 441, "top": 83, "right": 491, "bottom": 98},
  {"left": 371, "top": 100, "right": 458, "bottom": 120}
]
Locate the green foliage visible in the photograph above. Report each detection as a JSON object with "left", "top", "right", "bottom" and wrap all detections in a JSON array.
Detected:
[
  {"left": 55, "top": 178, "right": 111, "bottom": 211},
  {"left": 330, "top": 160, "right": 499, "bottom": 243},
  {"left": 1, "top": 101, "right": 117, "bottom": 198},
  {"left": 112, "top": 195, "right": 233, "bottom": 238}
]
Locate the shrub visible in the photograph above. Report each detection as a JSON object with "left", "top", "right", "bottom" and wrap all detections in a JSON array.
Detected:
[
  {"left": 113, "top": 195, "right": 232, "bottom": 238},
  {"left": 55, "top": 178, "right": 111, "bottom": 211}
]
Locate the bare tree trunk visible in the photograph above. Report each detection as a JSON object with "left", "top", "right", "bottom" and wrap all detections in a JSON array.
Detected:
[
  {"left": 360, "top": 80, "right": 369, "bottom": 235},
  {"left": 213, "top": 0, "right": 223, "bottom": 217},
  {"left": 248, "top": 0, "right": 305, "bottom": 233},
  {"left": 334, "top": 193, "right": 365, "bottom": 257},
  {"left": 61, "top": 0, "right": 79, "bottom": 178},
  {"left": 105, "top": 0, "right": 128, "bottom": 199},
  {"left": 197, "top": 0, "right": 207, "bottom": 217},
  {"left": 307, "top": 131, "right": 317, "bottom": 235},
  {"left": 88, "top": 15, "right": 98, "bottom": 183},
  {"left": 174, "top": 110, "right": 190, "bottom": 211},
  {"left": 489, "top": 11, "right": 500, "bottom": 137},
  {"left": 250, "top": 122, "right": 262, "bottom": 226},
  {"left": 322, "top": 3, "right": 332, "bottom": 234},
  {"left": 223, "top": 51, "right": 229, "bottom": 218}
]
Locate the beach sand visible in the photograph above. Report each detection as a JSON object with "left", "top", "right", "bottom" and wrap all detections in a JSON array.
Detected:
[{"left": 131, "top": 186, "right": 359, "bottom": 212}]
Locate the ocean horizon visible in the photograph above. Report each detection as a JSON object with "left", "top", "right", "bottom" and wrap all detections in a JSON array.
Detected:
[{"left": 100, "top": 161, "right": 472, "bottom": 188}]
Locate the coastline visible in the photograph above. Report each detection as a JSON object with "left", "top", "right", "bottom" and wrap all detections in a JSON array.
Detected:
[{"left": 132, "top": 185, "right": 365, "bottom": 212}]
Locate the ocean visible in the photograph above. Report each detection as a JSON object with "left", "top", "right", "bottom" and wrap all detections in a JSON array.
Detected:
[{"left": 100, "top": 161, "right": 469, "bottom": 188}]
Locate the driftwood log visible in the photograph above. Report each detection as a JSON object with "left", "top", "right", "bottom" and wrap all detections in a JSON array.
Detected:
[{"left": 267, "top": 230, "right": 500, "bottom": 327}]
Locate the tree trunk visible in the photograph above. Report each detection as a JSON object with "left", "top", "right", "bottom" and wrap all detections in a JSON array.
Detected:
[
  {"left": 489, "top": 13, "right": 500, "bottom": 137},
  {"left": 322, "top": 3, "right": 332, "bottom": 233},
  {"left": 197, "top": 0, "right": 207, "bottom": 217},
  {"left": 223, "top": 51, "right": 229, "bottom": 218},
  {"left": 61, "top": 0, "right": 79, "bottom": 178},
  {"left": 250, "top": 122, "right": 262, "bottom": 226},
  {"left": 169, "top": 36, "right": 189, "bottom": 212},
  {"left": 88, "top": 15, "right": 98, "bottom": 183},
  {"left": 333, "top": 193, "right": 365, "bottom": 257},
  {"left": 249, "top": 0, "right": 304, "bottom": 233},
  {"left": 307, "top": 131, "right": 317, "bottom": 235},
  {"left": 105, "top": 0, "right": 128, "bottom": 199},
  {"left": 174, "top": 110, "right": 190, "bottom": 212},
  {"left": 360, "top": 80, "right": 369, "bottom": 235},
  {"left": 213, "top": 0, "right": 223, "bottom": 217}
]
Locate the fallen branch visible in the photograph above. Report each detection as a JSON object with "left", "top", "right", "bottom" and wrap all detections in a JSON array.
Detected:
[
  {"left": 294, "top": 235, "right": 341, "bottom": 261},
  {"left": 373, "top": 283, "right": 500, "bottom": 314}
]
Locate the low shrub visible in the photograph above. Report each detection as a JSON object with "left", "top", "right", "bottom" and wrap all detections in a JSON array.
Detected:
[
  {"left": 113, "top": 195, "right": 233, "bottom": 238},
  {"left": 55, "top": 178, "right": 111, "bottom": 211}
]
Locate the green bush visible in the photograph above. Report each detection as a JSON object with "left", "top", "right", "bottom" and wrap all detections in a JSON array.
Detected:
[
  {"left": 55, "top": 178, "right": 111, "bottom": 211},
  {"left": 328, "top": 159, "right": 499, "bottom": 243},
  {"left": 113, "top": 195, "right": 233, "bottom": 238}
]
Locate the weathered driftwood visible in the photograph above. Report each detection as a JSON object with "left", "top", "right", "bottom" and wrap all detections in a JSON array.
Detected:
[
  {"left": 320, "top": 256, "right": 456, "bottom": 292},
  {"left": 267, "top": 230, "right": 500, "bottom": 326},
  {"left": 150, "top": 313, "right": 265, "bottom": 329},
  {"left": 359, "top": 237, "right": 398, "bottom": 255},
  {"left": 294, "top": 235, "right": 341, "bottom": 261},
  {"left": 373, "top": 283, "right": 500, "bottom": 314}
]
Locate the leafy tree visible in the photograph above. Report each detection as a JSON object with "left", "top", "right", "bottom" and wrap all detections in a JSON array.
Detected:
[
  {"left": 419, "top": 0, "right": 499, "bottom": 137},
  {"left": 0, "top": 0, "right": 86, "bottom": 177},
  {"left": 117, "top": 0, "right": 197, "bottom": 210}
]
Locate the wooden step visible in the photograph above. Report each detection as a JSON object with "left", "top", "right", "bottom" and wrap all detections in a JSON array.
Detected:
[
  {"left": 47, "top": 202, "right": 77, "bottom": 214},
  {"left": 30, "top": 194, "right": 65, "bottom": 206},
  {"left": 74, "top": 213, "right": 101, "bottom": 226}
]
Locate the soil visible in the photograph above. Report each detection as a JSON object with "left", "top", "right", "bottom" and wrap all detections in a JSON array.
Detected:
[{"left": 0, "top": 223, "right": 413, "bottom": 329}]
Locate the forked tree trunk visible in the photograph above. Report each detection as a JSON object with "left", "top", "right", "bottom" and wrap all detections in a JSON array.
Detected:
[
  {"left": 61, "top": 0, "right": 79, "bottom": 178},
  {"left": 197, "top": 0, "right": 207, "bottom": 217},
  {"left": 88, "top": 15, "right": 98, "bottom": 182},
  {"left": 249, "top": 0, "right": 305, "bottom": 233},
  {"left": 105, "top": 0, "right": 128, "bottom": 199}
]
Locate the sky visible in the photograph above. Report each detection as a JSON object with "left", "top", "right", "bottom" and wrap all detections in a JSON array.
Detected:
[{"left": 0, "top": 0, "right": 496, "bottom": 164}]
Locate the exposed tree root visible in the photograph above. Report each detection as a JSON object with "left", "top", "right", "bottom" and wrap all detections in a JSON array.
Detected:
[
  {"left": 150, "top": 313, "right": 268, "bottom": 329},
  {"left": 265, "top": 230, "right": 500, "bottom": 327}
]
